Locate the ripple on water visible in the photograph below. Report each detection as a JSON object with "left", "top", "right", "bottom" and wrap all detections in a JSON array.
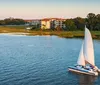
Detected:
[{"left": 0, "top": 35, "right": 100, "bottom": 85}]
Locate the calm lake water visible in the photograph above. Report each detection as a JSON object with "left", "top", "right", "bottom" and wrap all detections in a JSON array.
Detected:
[{"left": 0, "top": 34, "right": 100, "bottom": 85}]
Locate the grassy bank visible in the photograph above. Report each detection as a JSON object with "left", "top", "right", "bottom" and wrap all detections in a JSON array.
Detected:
[{"left": 0, "top": 26, "right": 100, "bottom": 39}]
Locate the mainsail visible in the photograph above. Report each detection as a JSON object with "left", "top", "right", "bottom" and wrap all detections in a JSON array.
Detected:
[
  {"left": 83, "top": 26, "right": 95, "bottom": 66},
  {"left": 77, "top": 43, "right": 85, "bottom": 66},
  {"left": 77, "top": 26, "right": 95, "bottom": 66}
]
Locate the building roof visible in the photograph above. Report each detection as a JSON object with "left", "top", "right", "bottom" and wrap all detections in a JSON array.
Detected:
[
  {"left": 41, "top": 18, "right": 51, "bottom": 21},
  {"left": 24, "top": 18, "right": 66, "bottom": 22},
  {"left": 41, "top": 18, "right": 66, "bottom": 21}
]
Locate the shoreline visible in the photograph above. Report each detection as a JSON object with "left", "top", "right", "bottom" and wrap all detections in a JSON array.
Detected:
[
  {"left": 0, "top": 26, "right": 100, "bottom": 39},
  {"left": 0, "top": 31, "right": 100, "bottom": 39}
]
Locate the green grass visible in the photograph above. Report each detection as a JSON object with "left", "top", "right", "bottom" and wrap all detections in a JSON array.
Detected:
[
  {"left": 0, "top": 26, "right": 100, "bottom": 39},
  {"left": 0, "top": 26, "right": 26, "bottom": 33}
]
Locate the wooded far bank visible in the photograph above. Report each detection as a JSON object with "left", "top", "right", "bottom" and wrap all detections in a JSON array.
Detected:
[{"left": 0, "top": 13, "right": 100, "bottom": 31}]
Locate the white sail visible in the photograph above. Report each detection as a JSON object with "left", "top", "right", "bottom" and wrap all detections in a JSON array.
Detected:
[
  {"left": 83, "top": 26, "right": 95, "bottom": 66},
  {"left": 77, "top": 43, "right": 85, "bottom": 66}
]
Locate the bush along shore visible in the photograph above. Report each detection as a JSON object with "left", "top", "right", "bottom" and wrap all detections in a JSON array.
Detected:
[{"left": 0, "top": 26, "right": 100, "bottom": 39}]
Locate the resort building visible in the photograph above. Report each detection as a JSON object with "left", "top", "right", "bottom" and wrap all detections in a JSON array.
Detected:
[
  {"left": 41, "top": 18, "right": 66, "bottom": 30},
  {"left": 25, "top": 18, "right": 66, "bottom": 30},
  {"left": 25, "top": 19, "right": 41, "bottom": 28},
  {"left": 31, "top": 19, "right": 41, "bottom": 28},
  {"left": 24, "top": 19, "right": 33, "bottom": 25},
  {"left": 41, "top": 19, "right": 51, "bottom": 29}
]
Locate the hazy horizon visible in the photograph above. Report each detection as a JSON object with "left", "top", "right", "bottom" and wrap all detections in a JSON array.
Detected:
[{"left": 0, "top": 0, "right": 100, "bottom": 19}]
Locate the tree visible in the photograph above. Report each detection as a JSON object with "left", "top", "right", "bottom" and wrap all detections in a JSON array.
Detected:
[
  {"left": 64, "top": 19, "right": 77, "bottom": 31},
  {"left": 55, "top": 26, "right": 62, "bottom": 31},
  {"left": 74, "top": 17, "right": 85, "bottom": 30},
  {"left": 2, "top": 18, "right": 26, "bottom": 25},
  {"left": 0, "top": 20, "right": 5, "bottom": 25},
  {"left": 95, "top": 14, "right": 100, "bottom": 30},
  {"left": 86, "top": 13, "right": 96, "bottom": 30},
  {"left": 86, "top": 13, "right": 100, "bottom": 31}
]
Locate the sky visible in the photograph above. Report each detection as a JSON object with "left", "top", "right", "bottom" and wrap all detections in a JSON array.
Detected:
[{"left": 0, "top": 0, "right": 100, "bottom": 19}]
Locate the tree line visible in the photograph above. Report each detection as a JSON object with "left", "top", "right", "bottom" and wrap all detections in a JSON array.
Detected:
[
  {"left": 63, "top": 13, "right": 100, "bottom": 31},
  {"left": 0, "top": 17, "right": 25, "bottom": 25},
  {"left": 0, "top": 13, "right": 100, "bottom": 31}
]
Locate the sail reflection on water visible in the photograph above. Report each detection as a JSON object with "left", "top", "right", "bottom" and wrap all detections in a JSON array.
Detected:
[{"left": 78, "top": 75, "right": 97, "bottom": 85}]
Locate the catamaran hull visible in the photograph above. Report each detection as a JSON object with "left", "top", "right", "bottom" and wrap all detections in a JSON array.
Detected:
[
  {"left": 68, "top": 67, "right": 98, "bottom": 76},
  {"left": 96, "top": 68, "right": 100, "bottom": 73}
]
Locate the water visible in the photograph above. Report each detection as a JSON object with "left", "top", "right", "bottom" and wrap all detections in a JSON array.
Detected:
[{"left": 0, "top": 34, "right": 100, "bottom": 85}]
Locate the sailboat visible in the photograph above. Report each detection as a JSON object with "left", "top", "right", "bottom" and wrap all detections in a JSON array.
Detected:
[{"left": 68, "top": 26, "right": 100, "bottom": 76}]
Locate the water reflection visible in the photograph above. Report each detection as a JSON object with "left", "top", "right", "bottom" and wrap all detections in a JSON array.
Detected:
[{"left": 78, "top": 75, "right": 97, "bottom": 85}]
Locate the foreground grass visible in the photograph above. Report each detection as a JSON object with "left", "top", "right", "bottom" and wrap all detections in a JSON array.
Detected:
[{"left": 0, "top": 26, "right": 100, "bottom": 39}]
